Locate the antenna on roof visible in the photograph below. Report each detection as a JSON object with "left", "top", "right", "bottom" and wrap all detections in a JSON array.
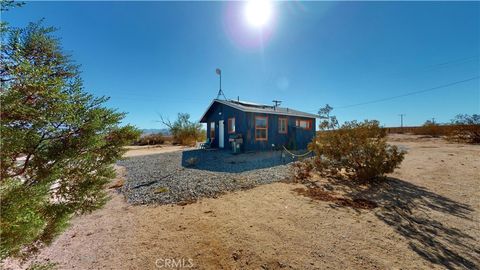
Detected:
[
  {"left": 215, "top": 68, "right": 227, "bottom": 100},
  {"left": 272, "top": 100, "right": 282, "bottom": 108}
]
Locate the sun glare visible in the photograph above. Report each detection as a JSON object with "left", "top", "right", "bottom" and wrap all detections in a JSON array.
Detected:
[{"left": 244, "top": 0, "right": 273, "bottom": 28}]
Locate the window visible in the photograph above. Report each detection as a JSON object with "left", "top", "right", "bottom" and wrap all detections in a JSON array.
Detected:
[
  {"left": 228, "top": 118, "right": 235, "bottom": 133},
  {"left": 255, "top": 116, "right": 268, "bottom": 141},
  {"left": 278, "top": 117, "right": 287, "bottom": 134},
  {"left": 296, "top": 119, "right": 312, "bottom": 130},
  {"left": 210, "top": 122, "right": 215, "bottom": 138}
]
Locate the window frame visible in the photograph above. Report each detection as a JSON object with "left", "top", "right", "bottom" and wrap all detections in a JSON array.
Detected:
[
  {"left": 278, "top": 117, "right": 288, "bottom": 134},
  {"left": 228, "top": 117, "right": 235, "bottom": 133},
  {"left": 296, "top": 119, "right": 312, "bottom": 130},
  {"left": 255, "top": 115, "right": 268, "bottom": 141},
  {"left": 210, "top": 122, "right": 215, "bottom": 139}
]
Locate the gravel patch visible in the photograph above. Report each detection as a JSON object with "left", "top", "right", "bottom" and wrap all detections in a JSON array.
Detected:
[{"left": 117, "top": 149, "right": 305, "bottom": 205}]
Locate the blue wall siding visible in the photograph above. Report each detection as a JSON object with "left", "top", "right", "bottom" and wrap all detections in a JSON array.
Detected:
[
  {"left": 204, "top": 102, "right": 247, "bottom": 150},
  {"left": 243, "top": 113, "right": 315, "bottom": 151},
  {"left": 204, "top": 102, "right": 316, "bottom": 151}
]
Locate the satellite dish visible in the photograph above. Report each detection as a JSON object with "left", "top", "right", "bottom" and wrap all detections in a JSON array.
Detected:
[{"left": 216, "top": 68, "right": 221, "bottom": 75}]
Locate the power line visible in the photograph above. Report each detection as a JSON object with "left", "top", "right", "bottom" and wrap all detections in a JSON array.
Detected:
[
  {"left": 304, "top": 54, "right": 480, "bottom": 113},
  {"left": 371, "top": 55, "right": 479, "bottom": 78},
  {"left": 334, "top": 76, "right": 479, "bottom": 110},
  {"left": 427, "top": 55, "right": 479, "bottom": 68}
]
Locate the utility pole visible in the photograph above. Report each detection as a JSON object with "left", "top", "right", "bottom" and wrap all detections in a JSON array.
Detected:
[{"left": 399, "top": 114, "right": 406, "bottom": 132}]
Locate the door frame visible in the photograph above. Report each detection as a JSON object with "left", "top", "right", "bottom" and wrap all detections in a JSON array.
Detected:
[{"left": 218, "top": 120, "right": 224, "bottom": 148}]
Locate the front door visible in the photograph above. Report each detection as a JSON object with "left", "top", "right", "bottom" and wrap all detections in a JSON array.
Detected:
[{"left": 219, "top": 120, "right": 224, "bottom": 148}]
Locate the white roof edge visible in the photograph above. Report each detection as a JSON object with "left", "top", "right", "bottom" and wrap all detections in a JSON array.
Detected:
[
  {"left": 199, "top": 99, "right": 216, "bottom": 122},
  {"left": 200, "top": 99, "right": 319, "bottom": 122}
]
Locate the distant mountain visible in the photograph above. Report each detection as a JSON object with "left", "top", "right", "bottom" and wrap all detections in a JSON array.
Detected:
[{"left": 141, "top": 128, "right": 171, "bottom": 136}]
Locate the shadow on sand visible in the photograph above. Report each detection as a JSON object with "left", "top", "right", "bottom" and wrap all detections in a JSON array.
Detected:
[{"left": 334, "top": 177, "right": 479, "bottom": 269}]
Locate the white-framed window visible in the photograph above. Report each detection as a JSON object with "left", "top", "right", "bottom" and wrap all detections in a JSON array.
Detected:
[{"left": 296, "top": 119, "right": 312, "bottom": 130}]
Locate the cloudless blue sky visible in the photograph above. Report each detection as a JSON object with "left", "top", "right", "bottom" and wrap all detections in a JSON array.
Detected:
[{"left": 4, "top": 1, "right": 479, "bottom": 128}]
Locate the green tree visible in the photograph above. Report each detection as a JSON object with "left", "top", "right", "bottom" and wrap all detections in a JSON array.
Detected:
[
  {"left": 0, "top": 0, "right": 24, "bottom": 33},
  {"left": 451, "top": 114, "right": 480, "bottom": 125},
  {"left": 0, "top": 0, "right": 24, "bottom": 11},
  {"left": 318, "top": 104, "right": 338, "bottom": 131},
  {"left": 0, "top": 22, "right": 140, "bottom": 258},
  {"left": 160, "top": 113, "right": 205, "bottom": 146},
  {"left": 448, "top": 114, "right": 480, "bottom": 144}
]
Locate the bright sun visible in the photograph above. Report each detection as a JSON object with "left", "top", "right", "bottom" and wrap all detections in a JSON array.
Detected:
[{"left": 244, "top": 0, "right": 273, "bottom": 28}]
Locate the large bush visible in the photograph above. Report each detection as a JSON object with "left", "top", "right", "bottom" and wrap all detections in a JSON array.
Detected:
[
  {"left": 0, "top": 22, "right": 140, "bottom": 258},
  {"left": 161, "top": 113, "right": 205, "bottom": 146},
  {"left": 309, "top": 120, "right": 405, "bottom": 181},
  {"left": 447, "top": 114, "right": 480, "bottom": 144},
  {"left": 135, "top": 133, "right": 165, "bottom": 146},
  {"left": 413, "top": 121, "right": 442, "bottom": 137}
]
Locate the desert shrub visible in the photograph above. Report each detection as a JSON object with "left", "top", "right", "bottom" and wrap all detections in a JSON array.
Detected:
[
  {"left": 161, "top": 113, "right": 204, "bottom": 146},
  {"left": 162, "top": 135, "right": 175, "bottom": 144},
  {"left": 309, "top": 120, "right": 405, "bottom": 181},
  {"left": 413, "top": 121, "right": 442, "bottom": 137},
  {"left": 447, "top": 114, "right": 480, "bottom": 144},
  {"left": 135, "top": 133, "right": 165, "bottom": 145},
  {"left": 197, "top": 130, "right": 206, "bottom": 143},
  {"left": 0, "top": 22, "right": 140, "bottom": 259},
  {"left": 292, "top": 161, "right": 314, "bottom": 182}
]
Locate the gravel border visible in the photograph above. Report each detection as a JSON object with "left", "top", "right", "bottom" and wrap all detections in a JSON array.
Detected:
[{"left": 117, "top": 149, "right": 302, "bottom": 205}]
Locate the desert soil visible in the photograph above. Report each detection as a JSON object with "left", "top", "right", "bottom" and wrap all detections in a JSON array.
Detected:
[
  {"left": 123, "top": 145, "right": 190, "bottom": 157},
  {"left": 5, "top": 134, "right": 480, "bottom": 269}
]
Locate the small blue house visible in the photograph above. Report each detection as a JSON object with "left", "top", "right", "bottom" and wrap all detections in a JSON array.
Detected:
[{"left": 200, "top": 99, "right": 318, "bottom": 151}]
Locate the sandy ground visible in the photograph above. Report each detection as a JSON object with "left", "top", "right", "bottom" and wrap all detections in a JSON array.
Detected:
[
  {"left": 5, "top": 135, "right": 480, "bottom": 269},
  {"left": 123, "top": 145, "right": 190, "bottom": 157}
]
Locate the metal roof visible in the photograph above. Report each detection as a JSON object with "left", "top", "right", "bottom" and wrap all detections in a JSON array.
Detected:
[{"left": 200, "top": 99, "right": 319, "bottom": 122}]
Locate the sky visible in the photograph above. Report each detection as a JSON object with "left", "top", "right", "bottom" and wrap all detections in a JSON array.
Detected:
[{"left": 3, "top": 1, "right": 479, "bottom": 129}]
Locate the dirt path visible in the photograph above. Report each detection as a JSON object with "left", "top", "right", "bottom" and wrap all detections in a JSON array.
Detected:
[
  {"left": 123, "top": 145, "right": 189, "bottom": 157},
  {"left": 6, "top": 135, "right": 480, "bottom": 269}
]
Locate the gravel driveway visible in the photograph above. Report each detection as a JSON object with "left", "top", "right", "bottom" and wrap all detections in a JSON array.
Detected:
[{"left": 117, "top": 149, "right": 302, "bottom": 205}]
